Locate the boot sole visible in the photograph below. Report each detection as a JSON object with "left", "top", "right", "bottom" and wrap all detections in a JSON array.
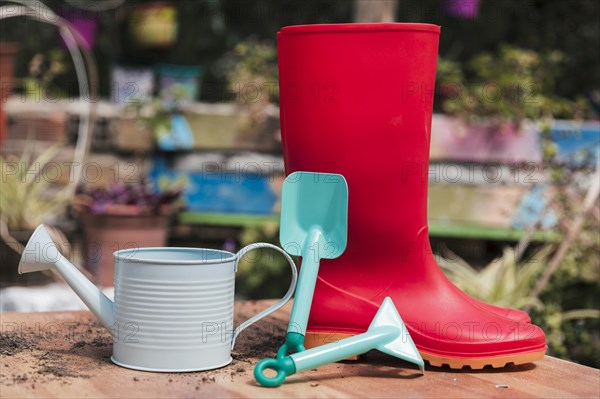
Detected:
[{"left": 304, "top": 331, "right": 546, "bottom": 369}]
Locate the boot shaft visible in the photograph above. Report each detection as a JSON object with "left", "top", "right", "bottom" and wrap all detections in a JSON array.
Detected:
[{"left": 278, "top": 24, "right": 440, "bottom": 251}]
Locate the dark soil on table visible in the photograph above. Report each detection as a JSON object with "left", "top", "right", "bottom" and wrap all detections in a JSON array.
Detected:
[
  {"left": 0, "top": 333, "right": 33, "bottom": 356},
  {"left": 1, "top": 320, "right": 107, "bottom": 386},
  {"left": 1, "top": 310, "right": 288, "bottom": 388}
]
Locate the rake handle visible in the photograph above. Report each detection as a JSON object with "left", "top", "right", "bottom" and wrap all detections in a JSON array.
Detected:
[{"left": 290, "top": 326, "right": 398, "bottom": 372}]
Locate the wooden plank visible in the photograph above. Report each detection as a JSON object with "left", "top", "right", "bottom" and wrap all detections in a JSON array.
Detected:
[
  {"left": 1, "top": 301, "right": 598, "bottom": 398},
  {"left": 429, "top": 185, "right": 526, "bottom": 228},
  {"left": 177, "top": 211, "right": 560, "bottom": 242},
  {"left": 429, "top": 115, "right": 543, "bottom": 164},
  {"left": 427, "top": 224, "right": 560, "bottom": 242},
  {"left": 179, "top": 211, "right": 280, "bottom": 228}
]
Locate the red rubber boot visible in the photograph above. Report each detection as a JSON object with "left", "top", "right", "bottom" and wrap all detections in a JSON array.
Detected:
[
  {"left": 275, "top": 21, "right": 531, "bottom": 326},
  {"left": 277, "top": 23, "right": 544, "bottom": 369}
]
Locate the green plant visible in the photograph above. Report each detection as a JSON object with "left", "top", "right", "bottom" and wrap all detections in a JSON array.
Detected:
[
  {"left": 235, "top": 224, "right": 295, "bottom": 299},
  {"left": 532, "top": 124, "right": 600, "bottom": 366},
  {"left": 222, "top": 38, "right": 278, "bottom": 123},
  {"left": 0, "top": 143, "right": 73, "bottom": 231},
  {"left": 438, "top": 46, "right": 587, "bottom": 127},
  {"left": 74, "top": 177, "right": 184, "bottom": 215},
  {"left": 436, "top": 56, "right": 464, "bottom": 92},
  {"left": 439, "top": 243, "right": 600, "bottom": 367},
  {"left": 22, "top": 49, "right": 68, "bottom": 99},
  {"left": 439, "top": 245, "right": 553, "bottom": 310},
  {"left": 535, "top": 304, "right": 600, "bottom": 364},
  {"left": 126, "top": 87, "right": 188, "bottom": 143},
  {"left": 226, "top": 38, "right": 278, "bottom": 100},
  {"left": 533, "top": 170, "right": 600, "bottom": 365}
]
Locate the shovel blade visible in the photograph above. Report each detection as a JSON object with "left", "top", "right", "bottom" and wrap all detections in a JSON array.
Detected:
[
  {"left": 369, "top": 297, "right": 424, "bottom": 372},
  {"left": 279, "top": 171, "right": 348, "bottom": 258}
]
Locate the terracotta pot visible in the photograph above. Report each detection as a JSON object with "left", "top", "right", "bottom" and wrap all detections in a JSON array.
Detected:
[
  {"left": 79, "top": 205, "right": 170, "bottom": 287},
  {"left": 0, "top": 42, "right": 18, "bottom": 148},
  {"left": 6, "top": 112, "right": 68, "bottom": 142}
]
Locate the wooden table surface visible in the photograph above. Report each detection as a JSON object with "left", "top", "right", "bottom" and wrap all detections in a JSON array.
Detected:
[{"left": 1, "top": 300, "right": 598, "bottom": 398}]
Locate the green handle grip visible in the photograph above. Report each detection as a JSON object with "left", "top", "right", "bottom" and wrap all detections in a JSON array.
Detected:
[
  {"left": 254, "top": 357, "right": 296, "bottom": 387},
  {"left": 277, "top": 332, "right": 306, "bottom": 359}
]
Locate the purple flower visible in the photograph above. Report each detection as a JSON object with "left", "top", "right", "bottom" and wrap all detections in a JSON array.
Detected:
[{"left": 77, "top": 180, "right": 182, "bottom": 215}]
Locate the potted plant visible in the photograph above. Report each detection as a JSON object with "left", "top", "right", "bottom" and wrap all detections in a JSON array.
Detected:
[
  {"left": 157, "top": 64, "right": 203, "bottom": 103},
  {"left": 74, "top": 178, "right": 184, "bottom": 287},
  {"left": 8, "top": 50, "right": 70, "bottom": 143},
  {"left": 211, "top": 38, "right": 281, "bottom": 151},
  {"left": 127, "top": 88, "right": 194, "bottom": 151},
  {"left": 224, "top": 38, "right": 279, "bottom": 124},
  {"left": 22, "top": 49, "right": 68, "bottom": 101},
  {"left": 0, "top": 144, "right": 73, "bottom": 285}
]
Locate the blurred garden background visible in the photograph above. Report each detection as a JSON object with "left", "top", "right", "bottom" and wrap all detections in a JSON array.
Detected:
[{"left": 1, "top": 0, "right": 599, "bottom": 368}]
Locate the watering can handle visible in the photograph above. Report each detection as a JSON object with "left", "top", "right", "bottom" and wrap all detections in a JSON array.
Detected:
[{"left": 231, "top": 243, "right": 298, "bottom": 349}]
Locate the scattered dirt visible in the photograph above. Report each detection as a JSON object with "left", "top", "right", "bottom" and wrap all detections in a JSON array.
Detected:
[
  {"left": 70, "top": 341, "right": 86, "bottom": 350},
  {"left": 2, "top": 309, "right": 289, "bottom": 389},
  {"left": 70, "top": 336, "right": 110, "bottom": 350},
  {"left": 1, "top": 321, "right": 98, "bottom": 386},
  {"left": 37, "top": 351, "right": 60, "bottom": 361},
  {"left": 0, "top": 333, "right": 34, "bottom": 356},
  {"left": 34, "top": 348, "right": 91, "bottom": 380},
  {"left": 232, "top": 321, "right": 287, "bottom": 363},
  {"left": 12, "top": 374, "right": 28, "bottom": 383},
  {"left": 91, "top": 336, "right": 111, "bottom": 347},
  {"left": 37, "top": 365, "right": 82, "bottom": 379}
]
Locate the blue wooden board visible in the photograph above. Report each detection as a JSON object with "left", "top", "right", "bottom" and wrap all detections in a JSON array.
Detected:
[
  {"left": 550, "top": 120, "right": 599, "bottom": 167},
  {"left": 149, "top": 156, "right": 278, "bottom": 214}
]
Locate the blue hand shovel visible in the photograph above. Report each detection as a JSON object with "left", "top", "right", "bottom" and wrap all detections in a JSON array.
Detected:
[
  {"left": 275, "top": 171, "right": 349, "bottom": 356},
  {"left": 255, "top": 297, "right": 424, "bottom": 387}
]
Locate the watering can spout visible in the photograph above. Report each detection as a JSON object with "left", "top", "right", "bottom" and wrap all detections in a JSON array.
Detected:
[{"left": 19, "top": 225, "right": 116, "bottom": 331}]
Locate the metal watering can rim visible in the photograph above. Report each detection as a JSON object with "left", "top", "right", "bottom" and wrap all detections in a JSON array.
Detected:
[{"left": 113, "top": 247, "right": 238, "bottom": 265}]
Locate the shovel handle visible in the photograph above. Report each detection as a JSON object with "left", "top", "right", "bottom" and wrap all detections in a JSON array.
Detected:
[
  {"left": 254, "top": 357, "right": 296, "bottom": 387},
  {"left": 288, "top": 234, "right": 322, "bottom": 335}
]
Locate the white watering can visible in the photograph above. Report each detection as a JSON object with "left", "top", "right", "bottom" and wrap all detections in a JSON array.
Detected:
[{"left": 18, "top": 225, "right": 298, "bottom": 372}]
